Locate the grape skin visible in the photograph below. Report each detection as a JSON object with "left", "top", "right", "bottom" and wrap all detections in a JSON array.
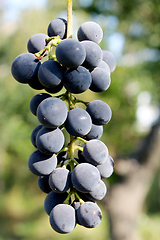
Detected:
[
  {"left": 37, "top": 97, "right": 68, "bottom": 129},
  {"left": 28, "top": 150, "right": 57, "bottom": 176},
  {"left": 29, "top": 93, "right": 52, "bottom": 116},
  {"left": 50, "top": 204, "right": 76, "bottom": 234},
  {"left": 77, "top": 21, "right": 103, "bottom": 44},
  {"left": 86, "top": 100, "right": 112, "bottom": 125},
  {"left": 38, "top": 60, "right": 64, "bottom": 88},
  {"left": 97, "top": 155, "right": 114, "bottom": 179},
  {"left": 84, "top": 124, "right": 103, "bottom": 140},
  {"left": 77, "top": 202, "right": 102, "bottom": 228},
  {"left": 63, "top": 66, "right": 92, "bottom": 94},
  {"left": 81, "top": 40, "right": 103, "bottom": 70},
  {"left": 30, "top": 124, "right": 43, "bottom": 148},
  {"left": 36, "top": 127, "right": 64, "bottom": 155},
  {"left": 47, "top": 18, "right": 67, "bottom": 39},
  {"left": 71, "top": 163, "right": 101, "bottom": 193},
  {"left": 27, "top": 33, "right": 49, "bottom": 54},
  {"left": 65, "top": 108, "right": 92, "bottom": 137},
  {"left": 98, "top": 60, "right": 110, "bottom": 74},
  {"left": 83, "top": 139, "right": 109, "bottom": 165},
  {"left": 49, "top": 168, "right": 71, "bottom": 193},
  {"left": 11, "top": 53, "right": 41, "bottom": 84},
  {"left": 84, "top": 180, "right": 107, "bottom": 201},
  {"left": 38, "top": 175, "right": 52, "bottom": 194},
  {"left": 55, "top": 38, "right": 86, "bottom": 68},
  {"left": 90, "top": 67, "right": 111, "bottom": 92},
  {"left": 102, "top": 50, "right": 116, "bottom": 73},
  {"left": 44, "top": 191, "right": 68, "bottom": 215},
  {"left": 44, "top": 81, "right": 63, "bottom": 94}
]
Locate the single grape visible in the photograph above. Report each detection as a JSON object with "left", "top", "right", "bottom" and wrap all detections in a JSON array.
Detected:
[
  {"left": 102, "top": 50, "right": 116, "bottom": 73},
  {"left": 50, "top": 204, "right": 76, "bottom": 233},
  {"left": 37, "top": 97, "right": 68, "bottom": 129},
  {"left": 47, "top": 18, "right": 67, "bottom": 39},
  {"left": 29, "top": 93, "right": 52, "bottom": 116},
  {"left": 44, "top": 81, "right": 63, "bottom": 94},
  {"left": 63, "top": 66, "right": 92, "bottom": 94},
  {"left": 11, "top": 53, "right": 41, "bottom": 84},
  {"left": 30, "top": 124, "right": 43, "bottom": 148},
  {"left": 89, "top": 67, "right": 111, "bottom": 92},
  {"left": 65, "top": 108, "right": 92, "bottom": 137},
  {"left": 77, "top": 21, "right": 103, "bottom": 44},
  {"left": 83, "top": 139, "right": 108, "bottom": 165},
  {"left": 71, "top": 163, "right": 101, "bottom": 193},
  {"left": 44, "top": 191, "right": 68, "bottom": 215},
  {"left": 55, "top": 38, "right": 86, "bottom": 68},
  {"left": 49, "top": 168, "right": 71, "bottom": 193},
  {"left": 38, "top": 175, "right": 52, "bottom": 194},
  {"left": 77, "top": 202, "right": 102, "bottom": 228},
  {"left": 28, "top": 150, "right": 57, "bottom": 176},
  {"left": 81, "top": 40, "right": 103, "bottom": 70},
  {"left": 97, "top": 60, "right": 110, "bottom": 74},
  {"left": 84, "top": 124, "right": 103, "bottom": 140},
  {"left": 86, "top": 100, "right": 112, "bottom": 125},
  {"left": 97, "top": 155, "right": 114, "bottom": 178},
  {"left": 36, "top": 127, "right": 64, "bottom": 155},
  {"left": 38, "top": 60, "right": 64, "bottom": 88},
  {"left": 27, "top": 33, "right": 49, "bottom": 54},
  {"left": 84, "top": 180, "right": 107, "bottom": 201}
]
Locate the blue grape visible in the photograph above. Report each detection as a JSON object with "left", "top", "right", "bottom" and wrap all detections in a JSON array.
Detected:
[
  {"left": 44, "top": 191, "right": 68, "bottom": 215},
  {"left": 11, "top": 53, "right": 41, "bottom": 84},
  {"left": 28, "top": 150, "right": 57, "bottom": 176},
  {"left": 77, "top": 21, "right": 103, "bottom": 44},
  {"left": 38, "top": 175, "right": 52, "bottom": 194},
  {"left": 37, "top": 97, "right": 68, "bottom": 129},
  {"left": 36, "top": 127, "right": 64, "bottom": 155},
  {"left": 83, "top": 139, "right": 108, "bottom": 165},
  {"left": 86, "top": 100, "right": 112, "bottom": 125},
  {"left": 45, "top": 81, "right": 63, "bottom": 94},
  {"left": 77, "top": 202, "right": 102, "bottom": 228},
  {"left": 65, "top": 108, "right": 92, "bottom": 137},
  {"left": 29, "top": 93, "right": 52, "bottom": 116},
  {"left": 49, "top": 168, "right": 71, "bottom": 193},
  {"left": 30, "top": 124, "right": 43, "bottom": 148},
  {"left": 81, "top": 40, "right": 103, "bottom": 70},
  {"left": 63, "top": 66, "right": 92, "bottom": 94},
  {"left": 27, "top": 33, "right": 49, "bottom": 54},
  {"left": 97, "top": 60, "right": 110, "bottom": 74},
  {"left": 84, "top": 124, "right": 103, "bottom": 140},
  {"left": 71, "top": 163, "right": 101, "bottom": 193},
  {"left": 56, "top": 38, "right": 86, "bottom": 68},
  {"left": 28, "top": 75, "right": 44, "bottom": 90},
  {"left": 38, "top": 60, "right": 64, "bottom": 88},
  {"left": 47, "top": 18, "right": 67, "bottom": 39},
  {"left": 102, "top": 50, "right": 116, "bottom": 73},
  {"left": 97, "top": 155, "right": 114, "bottom": 179},
  {"left": 49, "top": 204, "right": 76, "bottom": 233},
  {"left": 90, "top": 67, "right": 111, "bottom": 92},
  {"left": 84, "top": 180, "right": 107, "bottom": 201}
]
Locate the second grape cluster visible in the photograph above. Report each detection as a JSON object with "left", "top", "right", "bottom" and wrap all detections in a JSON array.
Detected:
[{"left": 11, "top": 17, "right": 116, "bottom": 234}]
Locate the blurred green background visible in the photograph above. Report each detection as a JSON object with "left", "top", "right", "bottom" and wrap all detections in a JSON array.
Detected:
[{"left": 0, "top": 0, "right": 160, "bottom": 239}]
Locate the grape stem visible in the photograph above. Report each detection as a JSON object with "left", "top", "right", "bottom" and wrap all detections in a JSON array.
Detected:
[{"left": 67, "top": 0, "right": 72, "bottom": 38}]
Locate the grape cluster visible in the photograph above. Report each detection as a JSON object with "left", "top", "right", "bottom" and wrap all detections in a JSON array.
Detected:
[{"left": 11, "top": 17, "right": 115, "bottom": 234}]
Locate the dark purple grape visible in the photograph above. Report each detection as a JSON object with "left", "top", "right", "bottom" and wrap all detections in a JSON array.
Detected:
[
  {"left": 83, "top": 139, "right": 108, "bottom": 165},
  {"left": 36, "top": 127, "right": 64, "bottom": 155},
  {"left": 86, "top": 100, "right": 112, "bottom": 125},
  {"left": 71, "top": 163, "right": 101, "bottom": 193},
  {"left": 77, "top": 21, "right": 103, "bottom": 44},
  {"left": 97, "top": 155, "right": 114, "bottom": 179},
  {"left": 84, "top": 124, "right": 103, "bottom": 140},
  {"left": 65, "top": 108, "right": 92, "bottom": 137},
  {"left": 56, "top": 38, "right": 86, "bottom": 68},
  {"left": 50, "top": 204, "right": 76, "bottom": 233},
  {"left": 29, "top": 93, "right": 52, "bottom": 116},
  {"left": 102, "top": 50, "right": 116, "bottom": 73},
  {"left": 77, "top": 202, "right": 102, "bottom": 228},
  {"left": 84, "top": 180, "right": 107, "bottom": 201},
  {"left": 63, "top": 66, "right": 92, "bottom": 94},
  {"left": 90, "top": 67, "right": 111, "bottom": 92},
  {"left": 97, "top": 60, "right": 110, "bottom": 74},
  {"left": 27, "top": 33, "right": 49, "bottom": 54},
  {"left": 11, "top": 53, "right": 41, "bottom": 84},
  {"left": 28, "top": 150, "right": 57, "bottom": 176},
  {"left": 38, "top": 175, "right": 52, "bottom": 194},
  {"left": 37, "top": 97, "right": 68, "bottom": 129},
  {"left": 47, "top": 18, "right": 67, "bottom": 39},
  {"left": 31, "top": 124, "right": 43, "bottom": 148},
  {"left": 38, "top": 60, "right": 64, "bottom": 88},
  {"left": 44, "top": 81, "right": 63, "bottom": 94},
  {"left": 81, "top": 40, "right": 103, "bottom": 70}
]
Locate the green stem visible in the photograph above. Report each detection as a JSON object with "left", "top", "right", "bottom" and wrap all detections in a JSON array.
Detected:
[
  {"left": 67, "top": 0, "right": 72, "bottom": 38},
  {"left": 76, "top": 137, "right": 88, "bottom": 144}
]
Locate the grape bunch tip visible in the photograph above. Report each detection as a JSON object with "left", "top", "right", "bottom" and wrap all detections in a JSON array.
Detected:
[{"left": 11, "top": 15, "right": 116, "bottom": 234}]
